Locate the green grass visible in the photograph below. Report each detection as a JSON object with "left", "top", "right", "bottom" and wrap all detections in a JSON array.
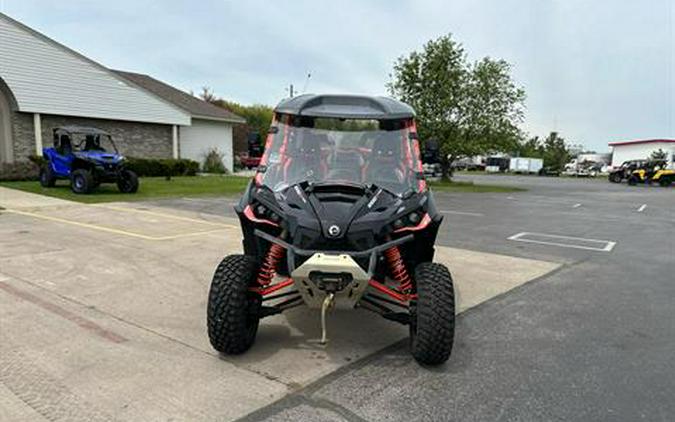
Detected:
[
  {"left": 428, "top": 179, "right": 525, "bottom": 193},
  {"left": 0, "top": 176, "right": 251, "bottom": 203},
  {"left": 0, "top": 175, "right": 523, "bottom": 204}
]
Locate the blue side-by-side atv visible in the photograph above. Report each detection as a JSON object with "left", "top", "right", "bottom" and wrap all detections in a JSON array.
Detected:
[{"left": 40, "top": 126, "right": 139, "bottom": 194}]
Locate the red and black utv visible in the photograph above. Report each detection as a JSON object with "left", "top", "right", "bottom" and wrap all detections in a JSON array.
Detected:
[{"left": 207, "top": 94, "right": 455, "bottom": 365}]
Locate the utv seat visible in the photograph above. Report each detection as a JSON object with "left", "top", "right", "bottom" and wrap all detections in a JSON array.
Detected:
[
  {"left": 327, "top": 150, "right": 364, "bottom": 183},
  {"left": 284, "top": 133, "right": 327, "bottom": 182},
  {"left": 84, "top": 135, "right": 105, "bottom": 152},
  {"left": 59, "top": 135, "right": 73, "bottom": 155},
  {"left": 365, "top": 135, "right": 404, "bottom": 184}
]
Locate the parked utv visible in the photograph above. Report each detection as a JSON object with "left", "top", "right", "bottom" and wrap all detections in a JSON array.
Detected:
[
  {"left": 207, "top": 95, "right": 455, "bottom": 365},
  {"left": 652, "top": 169, "right": 675, "bottom": 187},
  {"left": 627, "top": 160, "right": 674, "bottom": 187},
  {"left": 41, "top": 126, "right": 138, "bottom": 194},
  {"left": 421, "top": 139, "right": 442, "bottom": 177},
  {"left": 608, "top": 159, "right": 646, "bottom": 183},
  {"left": 239, "top": 132, "right": 265, "bottom": 169}
]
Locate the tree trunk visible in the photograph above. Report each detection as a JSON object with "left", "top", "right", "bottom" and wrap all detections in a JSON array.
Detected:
[{"left": 440, "top": 155, "right": 453, "bottom": 182}]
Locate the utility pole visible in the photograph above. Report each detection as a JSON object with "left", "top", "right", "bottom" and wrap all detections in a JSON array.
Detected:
[
  {"left": 302, "top": 72, "right": 312, "bottom": 93},
  {"left": 289, "top": 84, "right": 294, "bottom": 98}
]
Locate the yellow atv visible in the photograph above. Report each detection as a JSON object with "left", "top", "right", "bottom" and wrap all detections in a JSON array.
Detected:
[
  {"left": 651, "top": 169, "right": 675, "bottom": 187},
  {"left": 627, "top": 161, "right": 673, "bottom": 187}
]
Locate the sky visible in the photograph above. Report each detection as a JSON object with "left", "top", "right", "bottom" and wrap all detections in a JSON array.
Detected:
[{"left": 1, "top": 0, "right": 673, "bottom": 152}]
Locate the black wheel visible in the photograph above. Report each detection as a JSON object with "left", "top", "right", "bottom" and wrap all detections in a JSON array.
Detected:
[
  {"left": 627, "top": 176, "right": 638, "bottom": 186},
  {"left": 117, "top": 169, "right": 139, "bottom": 193},
  {"left": 659, "top": 177, "right": 672, "bottom": 187},
  {"left": 70, "top": 169, "right": 94, "bottom": 194},
  {"left": 39, "top": 164, "right": 56, "bottom": 187},
  {"left": 609, "top": 172, "right": 622, "bottom": 183},
  {"left": 410, "top": 262, "right": 455, "bottom": 365},
  {"left": 207, "top": 255, "right": 261, "bottom": 355}
]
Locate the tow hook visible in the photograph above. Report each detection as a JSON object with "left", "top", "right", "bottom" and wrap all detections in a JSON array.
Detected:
[{"left": 320, "top": 293, "right": 335, "bottom": 344}]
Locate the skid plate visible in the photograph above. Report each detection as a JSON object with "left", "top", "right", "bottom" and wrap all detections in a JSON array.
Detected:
[{"left": 290, "top": 253, "right": 370, "bottom": 309}]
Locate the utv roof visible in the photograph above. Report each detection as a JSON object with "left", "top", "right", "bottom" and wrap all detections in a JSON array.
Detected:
[
  {"left": 274, "top": 94, "right": 415, "bottom": 119},
  {"left": 54, "top": 126, "right": 111, "bottom": 136}
]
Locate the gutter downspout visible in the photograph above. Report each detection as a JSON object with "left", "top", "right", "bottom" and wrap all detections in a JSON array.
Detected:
[
  {"left": 172, "top": 125, "right": 179, "bottom": 159},
  {"left": 33, "top": 113, "right": 42, "bottom": 156}
]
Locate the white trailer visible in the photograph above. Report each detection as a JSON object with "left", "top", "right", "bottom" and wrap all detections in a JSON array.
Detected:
[
  {"left": 485, "top": 155, "right": 510, "bottom": 173},
  {"left": 509, "top": 157, "right": 543, "bottom": 174}
]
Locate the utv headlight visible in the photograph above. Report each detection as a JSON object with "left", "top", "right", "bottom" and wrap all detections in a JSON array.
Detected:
[
  {"left": 391, "top": 211, "right": 430, "bottom": 233},
  {"left": 256, "top": 204, "right": 281, "bottom": 223},
  {"left": 244, "top": 203, "right": 281, "bottom": 227}
]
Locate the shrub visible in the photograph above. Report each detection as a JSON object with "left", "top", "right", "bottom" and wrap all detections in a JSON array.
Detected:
[
  {"left": 202, "top": 148, "right": 227, "bottom": 174},
  {"left": 233, "top": 154, "right": 245, "bottom": 172},
  {"left": 125, "top": 158, "right": 199, "bottom": 177},
  {"left": 28, "top": 154, "right": 47, "bottom": 167},
  {"left": 173, "top": 159, "right": 200, "bottom": 176},
  {"left": 0, "top": 161, "right": 40, "bottom": 181}
]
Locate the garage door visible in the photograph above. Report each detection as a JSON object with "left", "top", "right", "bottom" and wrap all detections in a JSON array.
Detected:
[{"left": 180, "top": 118, "right": 233, "bottom": 172}]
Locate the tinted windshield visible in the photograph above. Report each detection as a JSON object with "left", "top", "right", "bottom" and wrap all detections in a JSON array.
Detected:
[{"left": 257, "top": 118, "right": 423, "bottom": 195}]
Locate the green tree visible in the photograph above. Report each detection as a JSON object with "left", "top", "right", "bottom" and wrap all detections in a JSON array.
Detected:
[
  {"left": 650, "top": 148, "right": 667, "bottom": 161},
  {"left": 541, "top": 132, "right": 570, "bottom": 171},
  {"left": 198, "top": 87, "right": 274, "bottom": 140},
  {"left": 388, "top": 34, "right": 525, "bottom": 180},
  {"left": 515, "top": 136, "right": 545, "bottom": 158},
  {"left": 220, "top": 101, "right": 274, "bottom": 139},
  {"left": 463, "top": 58, "right": 525, "bottom": 160}
]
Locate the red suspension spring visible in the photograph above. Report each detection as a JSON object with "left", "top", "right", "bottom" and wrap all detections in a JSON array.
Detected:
[
  {"left": 384, "top": 246, "right": 413, "bottom": 292},
  {"left": 257, "top": 243, "right": 285, "bottom": 287}
]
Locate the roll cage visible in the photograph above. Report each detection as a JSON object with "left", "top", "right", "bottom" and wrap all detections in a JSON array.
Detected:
[{"left": 52, "top": 126, "right": 119, "bottom": 155}]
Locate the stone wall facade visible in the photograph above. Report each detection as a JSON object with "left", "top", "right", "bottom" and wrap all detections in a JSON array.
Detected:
[
  {"left": 11, "top": 112, "right": 173, "bottom": 161},
  {"left": 11, "top": 112, "right": 35, "bottom": 161}
]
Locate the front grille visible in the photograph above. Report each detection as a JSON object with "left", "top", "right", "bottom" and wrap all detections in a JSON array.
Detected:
[{"left": 292, "top": 228, "right": 375, "bottom": 252}]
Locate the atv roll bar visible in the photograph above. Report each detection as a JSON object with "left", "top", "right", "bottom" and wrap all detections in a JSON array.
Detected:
[{"left": 253, "top": 229, "right": 414, "bottom": 275}]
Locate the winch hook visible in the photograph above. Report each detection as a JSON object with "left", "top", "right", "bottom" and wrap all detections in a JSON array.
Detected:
[{"left": 320, "top": 293, "right": 335, "bottom": 345}]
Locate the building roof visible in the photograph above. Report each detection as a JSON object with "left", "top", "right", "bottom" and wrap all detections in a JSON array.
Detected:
[
  {"left": 609, "top": 139, "right": 675, "bottom": 147},
  {"left": 274, "top": 94, "right": 415, "bottom": 119},
  {"left": 113, "top": 70, "right": 245, "bottom": 124},
  {"left": 0, "top": 12, "right": 190, "bottom": 126}
]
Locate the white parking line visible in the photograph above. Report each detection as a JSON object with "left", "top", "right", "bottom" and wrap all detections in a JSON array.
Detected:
[
  {"left": 572, "top": 203, "right": 582, "bottom": 208},
  {"left": 508, "top": 232, "right": 616, "bottom": 252},
  {"left": 440, "top": 210, "right": 484, "bottom": 217},
  {"left": 637, "top": 204, "right": 647, "bottom": 212}
]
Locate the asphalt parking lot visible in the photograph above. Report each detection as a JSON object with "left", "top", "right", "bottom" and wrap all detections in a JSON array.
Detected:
[{"left": 1, "top": 175, "right": 674, "bottom": 421}]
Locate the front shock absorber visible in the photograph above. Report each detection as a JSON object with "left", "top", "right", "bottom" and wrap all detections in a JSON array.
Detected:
[
  {"left": 257, "top": 243, "right": 285, "bottom": 287},
  {"left": 384, "top": 246, "right": 413, "bottom": 293}
]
